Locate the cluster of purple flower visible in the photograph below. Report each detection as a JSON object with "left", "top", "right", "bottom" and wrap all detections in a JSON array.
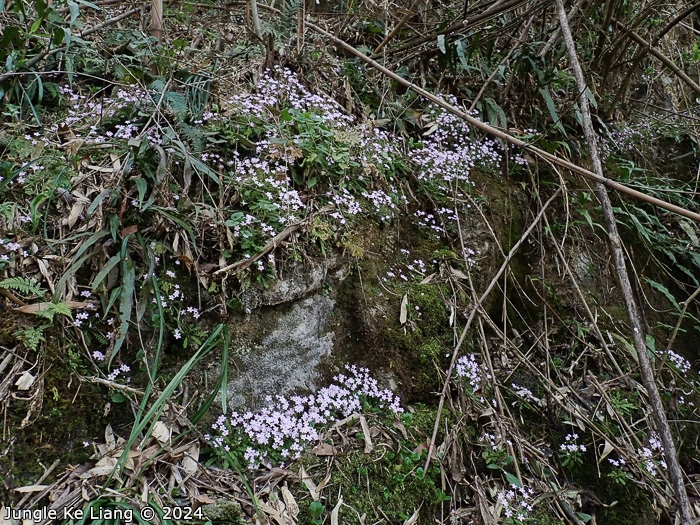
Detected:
[
  {"left": 511, "top": 383, "right": 538, "bottom": 404},
  {"left": 207, "top": 365, "right": 402, "bottom": 469},
  {"left": 224, "top": 66, "right": 353, "bottom": 128},
  {"left": 455, "top": 354, "right": 491, "bottom": 393},
  {"left": 560, "top": 433, "right": 586, "bottom": 453},
  {"left": 663, "top": 350, "right": 691, "bottom": 374},
  {"left": 497, "top": 483, "right": 535, "bottom": 522},
  {"left": 639, "top": 431, "right": 666, "bottom": 477},
  {"left": 0, "top": 239, "right": 28, "bottom": 262}
]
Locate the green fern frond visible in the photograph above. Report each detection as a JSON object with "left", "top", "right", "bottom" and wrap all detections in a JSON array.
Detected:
[
  {"left": 165, "top": 91, "right": 189, "bottom": 120},
  {"left": 279, "top": 0, "right": 300, "bottom": 36},
  {"left": 13, "top": 326, "right": 46, "bottom": 351},
  {"left": 177, "top": 122, "right": 206, "bottom": 153},
  {"left": 0, "top": 277, "right": 45, "bottom": 297}
]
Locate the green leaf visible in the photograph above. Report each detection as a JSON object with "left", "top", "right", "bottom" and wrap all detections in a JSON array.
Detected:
[
  {"left": 92, "top": 254, "right": 121, "bottom": 291},
  {"left": 52, "top": 27, "right": 65, "bottom": 46},
  {"left": 0, "top": 277, "right": 44, "bottom": 296},
  {"left": 585, "top": 87, "right": 597, "bottom": 109},
  {"left": 645, "top": 278, "right": 680, "bottom": 310},
  {"left": 455, "top": 39, "right": 468, "bottom": 68},
  {"left": 63, "top": 27, "right": 71, "bottom": 50},
  {"left": 68, "top": 1, "right": 79, "bottom": 25},
  {"left": 134, "top": 177, "right": 147, "bottom": 205},
  {"left": 109, "top": 214, "right": 120, "bottom": 241},
  {"left": 645, "top": 334, "right": 656, "bottom": 353},
  {"left": 504, "top": 472, "right": 521, "bottom": 487},
  {"left": 54, "top": 230, "right": 110, "bottom": 301},
  {"left": 30, "top": 18, "right": 43, "bottom": 34},
  {"left": 110, "top": 258, "right": 135, "bottom": 366},
  {"left": 539, "top": 87, "right": 566, "bottom": 136},
  {"left": 485, "top": 97, "right": 507, "bottom": 129},
  {"left": 86, "top": 189, "right": 112, "bottom": 218},
  {"left": 437, "top": 34, "right": 446, "bottom": 54},
  {"left": 119, "top": 325, "right": 223, "bottom": 466},
  {"left": 111, "top": 393, "right": 126, "bottom": 403}
]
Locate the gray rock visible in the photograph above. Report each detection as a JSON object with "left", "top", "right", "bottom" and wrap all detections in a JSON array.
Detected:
[{"left": 227, "top": 294, "right": 335, "bottom": 409}]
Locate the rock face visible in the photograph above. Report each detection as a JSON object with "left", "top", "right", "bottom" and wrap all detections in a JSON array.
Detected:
[
  {"left": 222, "top": 255, "right": 356, "bottom": 410},
  {"left": 226, "top": 293, "right": 336, "bottom": 409}
]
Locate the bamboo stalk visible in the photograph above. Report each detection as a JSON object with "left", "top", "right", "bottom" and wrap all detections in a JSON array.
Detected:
[
  {"left": 555, "top": 0, "right": 694, "bottom": 522},
  {"left": 305, "top": 20, "right": 700, "bottom": 223}
]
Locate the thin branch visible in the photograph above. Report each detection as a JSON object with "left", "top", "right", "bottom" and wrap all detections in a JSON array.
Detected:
[
  {"left": 613, "top": 19, "right": 700, "bottom": 96},
  {"left": 555, "top": 1, "right": 694, "bottom": 522},
  {"left": 422, "top": 189, "right": 561, "bottom": 473},
  {"left": 373, "top": 0, "right": 425, "bottom": 55},
  {"left": 469, "top": 14, "right": 534, "bottom": 111},
  {"left": 539, "top": 0, "right": 585, "bottom": 57},
  {"left": 250, "top": 0, "right": 263, "bottom": 39},
  {"left": 656, "top": 0, "right": 700, "bottom": 41},
  {"left": 666, "top": 286, "right": 700, "bottom": 352},
  {"left": 0, "top": 7, "right": 141, "bottom": 84},
  {"left": 375, "top": 0, "right": 531, "bottom": 57},
  {"left": 213, "top": 206, "right": 333, "bottom": 275},
  {"left": 305, "top": 20, "right": 700, "bottom": 223}
]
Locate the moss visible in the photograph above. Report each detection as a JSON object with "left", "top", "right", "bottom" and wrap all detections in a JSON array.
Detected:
[
  {"left": 202, "top": 499, "right": 243, "bottom": 524},
  {"left": 0, "top": 329, "right": 119, "bottom": 503},
  {"left": 572, "top": 457, "right": 656, "bottom": 525},
  {"left": 297, "top": 449, "right": 445, "bottom": 525}
]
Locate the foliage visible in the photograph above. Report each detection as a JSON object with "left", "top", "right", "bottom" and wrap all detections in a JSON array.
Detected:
[{"left": 1, "top": 0, "right": 699, "bottom": 523}]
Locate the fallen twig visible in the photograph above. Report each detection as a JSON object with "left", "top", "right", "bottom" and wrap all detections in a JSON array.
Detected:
[
  {"left": 556, "top": 1, "right": 693, "bottom": 521},
  {"left": 306, "top": 19, "right": 700, "bottom": 223},
  {"left": 214, "top": 205, "right": 333, "bottom": 275},
  {"left": 422, "top": 189, "right": 561, "bottom": 473},
  {"left": 613, "top": 19, "right": 700, "bottom": 97}
]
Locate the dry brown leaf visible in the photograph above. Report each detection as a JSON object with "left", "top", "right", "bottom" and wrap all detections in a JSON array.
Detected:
[
  {"left": 312, "top": 442, "right": 336, "bottom": 456},
  {"left": 403, "top": 508, "right": 420, "bottom": 525},
  {"left": 111, "top": 153, "right": 121, "bottom": 172},
  {"left": 330, "top": 496, "right": 343, "bottom": 525},
  {"left": 420, "top": 273, "right": 435, "bottom": 284},
  {"left": 181, "top": 442, "right": 200, "bottom": 475},
  {"left": 413, "top": 442, "right": 429, "bottom": 456},
  {"left": 475, "top": 478, "right": 496, "bottom": 525},
  {"left": 316, "top": 472, "right": 331, "bottom": 498},
  {"left": 333, "top": 412, "right": 360, "bottom": 430},
  {"left": 170, "top": 464, "right": 183, "bottom": 486},
  {"left": 13, "top": 301, "right": 94, "bottom": 315},
  {"left": 359, "top": 415, "right": 373, "bottom": 453},
  {"left": 15, "top": 371, "right": 36, "bottom": 391},
  {"left": 449, "top": 266, "right": 468, "bottom": 280},
  {"left": 193, "top": 494, "right": 216, "bottom": 504},
  {"left": 299, "top": 466, "right": 318, "bottom": 501},
  {"left": 105, "top": 424, "right": 116, "bottom": 452},
  {"left": 0, "top": 353, "right": 14, "bottom": 376},
  {"left": 35, "top": 258, "right": 55, "bottom": 294},
  {"left": 392, "top": 418, "right": 408, "bottom": 440},
  {"left": 399, "top": 293, "right": 408, "bottom": 325},
  {"left": 151, "top": 421, "right": 171, "bottom": 445},
  {"left": 281, "top": 483, "right": 299, "bottom": 519},
  {"left": 84, "top": 164, "right": 115, "bottom": 173},
  {"left": 84, "top": 456, "right": 118, "bottom": 477},
  {"left": 599, "top": 440, "right": 615, "bottom": 463},
  {"left": 14, "top": 484, "right": 49, "bottom": 493},
  {"left": 120, "top": 225, "right": 139, "bottom": 238},
  {"left": 256, "top": 501, "right": 286, "bottom": 525},
  {"left": 66, "top": 200, "right": 85, "bottom": 228},
  {"left": 140, "top": 444, "right": 162, "bottom": 462}
]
